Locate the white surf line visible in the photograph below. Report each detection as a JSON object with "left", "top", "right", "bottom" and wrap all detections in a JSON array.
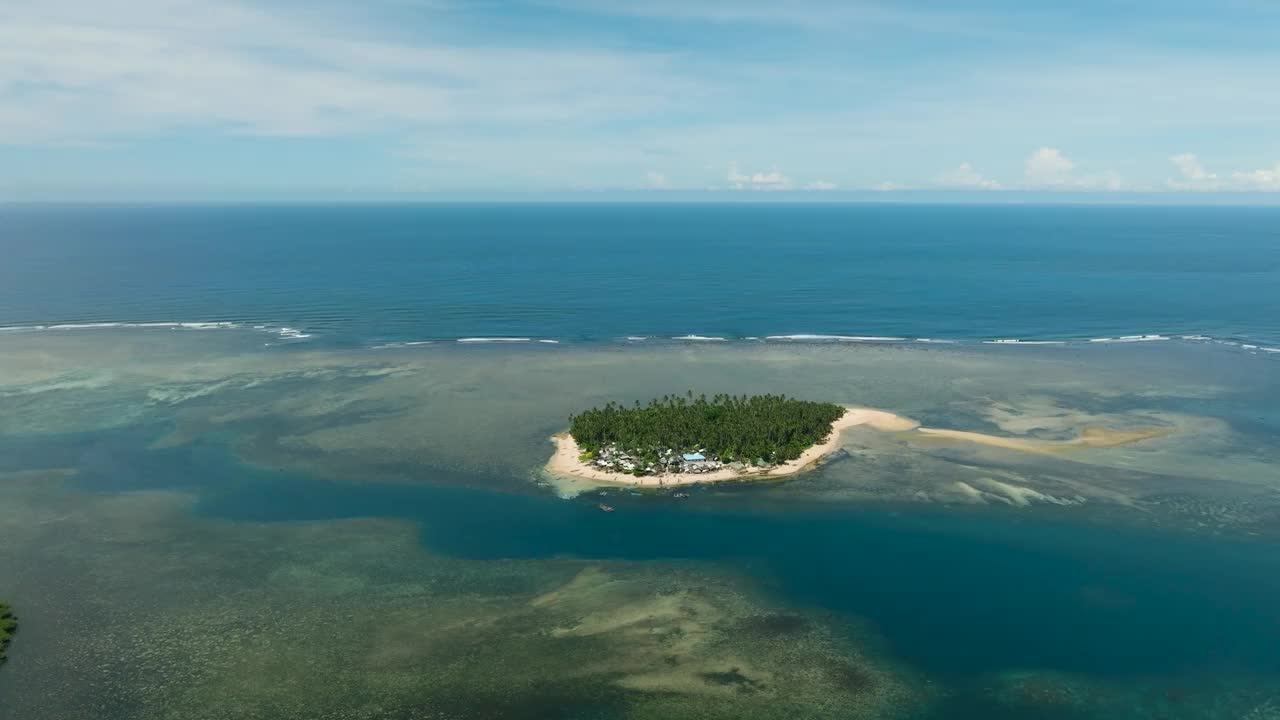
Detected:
[
  {"left": 370, "top": 340, "right": 435, "bottom": 349},
  {"left": 3, "top": 320, "right": 243, "bottom": 332},
  {"left": 764, "top": 335, "right": 907, "bottom": 342},
  {"left": 454, "top": 337, "right": 560, "bottom": 344},
  {"left": 983, "top": 339, "right": 1067, "bottom": 345},
  {"left": 1088, "top": 334, "right": 1170, "bottom": 343}
]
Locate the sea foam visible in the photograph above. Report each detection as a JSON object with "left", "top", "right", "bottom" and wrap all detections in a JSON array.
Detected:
[
  {"left": 371, "top": 341, "right": 434, "bottom": 349},
  {"left": 1088, "top": 335, "right": 1170, "bottom": 343},
  {"left": 765, "top": 335, "right": 906, "bottom": 342},
  {"left": 0, "top": 320, "right": 242, "bottom": 333},
  {"left": 983, "top": 339, "right": 1067, "bottom": 345}
]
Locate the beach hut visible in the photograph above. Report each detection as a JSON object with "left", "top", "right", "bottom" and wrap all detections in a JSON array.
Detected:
[{"left": 682, "top": 452, "right": 706, "bottom": 462}]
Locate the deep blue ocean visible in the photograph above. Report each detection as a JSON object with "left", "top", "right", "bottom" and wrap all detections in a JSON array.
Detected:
[{"left": 2, "top": 203, "right": 1278, "bottom": 346}]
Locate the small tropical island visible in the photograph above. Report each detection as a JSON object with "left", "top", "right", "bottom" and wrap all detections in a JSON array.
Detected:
[
  {"left": 547, "top": 392, "right": 919, "bottom": 488},
  {"left": 0, "top": 601, "right": 16, "bottom": 665}
]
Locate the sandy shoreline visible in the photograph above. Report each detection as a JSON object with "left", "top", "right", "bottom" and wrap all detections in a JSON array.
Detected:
[{"left": 542, "top": 406, "right": 920, "bottom": 492}]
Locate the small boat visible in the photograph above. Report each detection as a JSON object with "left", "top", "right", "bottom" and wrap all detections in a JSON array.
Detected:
[
  {"left": 598, "top": 503, "right": 615, "bottom": 513},
  {"left": 672, "top": 492, "right": 690, "bottom": 499}
]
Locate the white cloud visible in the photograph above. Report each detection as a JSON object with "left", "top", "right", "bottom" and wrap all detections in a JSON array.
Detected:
[
  {"left": 4, "top": 1, "right": 1280, "bottom": 196},
  {"left": 1164, "top": 153, "right": 1280, "bottom": 191},
  {"left": 1170, "top": 153, "right": 1216, "bottom": 181},
  {"left": 727, "top": 162, "right": 792, "bottom": 190},
  {"left": 805, "top": 180, "right": 837, "bottom": 191},
  {"left": 1167, "top": 153, "right": 1221, "bottom": 190},
  {"left": 540, "top": 0, "right": 997, "bottom": 35},
  {"left": 1024, "top": 147, "right": 1075, "bottom": 185},
  {"left": 0, "top": 0, "right": 700, "bottom": 144},
  {"left": 934, "top": 162, "right": 1000, "bottom": 189},
  {"left": 1232, "top": 165, "right": 1280, "bottom": 191},
  {"left": 1094, "top": 172, "right": 1125, "bottom": 191},
  {"left": 1023, "top": 147, "right": 1125, "bottom": 190},
  {"left": 645, "top": 171, "right": 671, "bottom": 189}
]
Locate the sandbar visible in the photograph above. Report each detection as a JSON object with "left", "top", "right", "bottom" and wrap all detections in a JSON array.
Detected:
[
  {"left": 915, "top": 425, "right": 1172, "bottom": 454},
  {"left": 543, "top": 406, "right": 919, "bottom": 490}
]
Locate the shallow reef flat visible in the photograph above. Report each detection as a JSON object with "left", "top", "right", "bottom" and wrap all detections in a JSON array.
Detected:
[
  {"left": 3, "top": 332, "right": 1280, "bottom": 719},
  {"left": 0, "top": 471, "right": 931, "bottom": 720},
  {"left": 1, "top": 330, "right": 1278, "bottom": 532}
]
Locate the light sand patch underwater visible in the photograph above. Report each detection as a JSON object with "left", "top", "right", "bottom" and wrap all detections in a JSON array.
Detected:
[{"left": 915, "top": 424, "right": 1173, "bottom": 453}]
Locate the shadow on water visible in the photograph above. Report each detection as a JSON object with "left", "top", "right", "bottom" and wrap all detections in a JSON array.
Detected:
[{"left": 68, "top": 439, "right": 1280, "bottom": 689}]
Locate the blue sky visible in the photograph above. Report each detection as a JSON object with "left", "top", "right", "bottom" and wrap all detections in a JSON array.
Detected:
[{"left": 2, "top": 0, "right": 1279, "bottom": 200}]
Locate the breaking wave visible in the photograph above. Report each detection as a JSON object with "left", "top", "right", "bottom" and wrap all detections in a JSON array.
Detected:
[
  {"left": 983, "top": 339, "right": 1067, "bottom": 346},
  {"left": 1, "top": 321, "right": 1275, "bottom": 359},
  {"left": 765, "top": 335, "right": 907, "bottom": 342},
  {"left": 1088, "top": 334, "right": 1171, "bottom": 343},
  {"left": 0, "top": 321, "right": 314, "bottom": 341}
]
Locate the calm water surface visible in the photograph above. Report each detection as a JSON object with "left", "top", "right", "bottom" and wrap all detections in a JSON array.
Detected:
[{"left": 2, "top": 203, "right": 1278, "bottom": 345}]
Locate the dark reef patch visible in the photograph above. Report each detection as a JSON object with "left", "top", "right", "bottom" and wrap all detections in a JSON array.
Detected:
[
  {"left": 0, "top": 601, "right": 15, "bottom": 665},
  {"left": 698, "top": 667, "right": 764, "bottom": 693}
]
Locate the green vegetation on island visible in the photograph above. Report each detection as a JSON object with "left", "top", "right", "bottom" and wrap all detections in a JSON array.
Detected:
[
  {"left": 569, "top": 392, "right": 845, "bottom": 474},
  {"left": 0, "top": 601, "right": 15, "bottom": 664}
]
